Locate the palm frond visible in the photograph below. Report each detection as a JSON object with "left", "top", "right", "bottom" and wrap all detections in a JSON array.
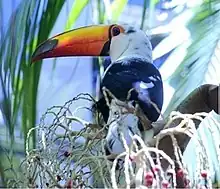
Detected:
[
  {"left": 164, "top": 0, "right": 220, "bottom": 116},
  {"left": 0, "top": 0, "right": 66, "bottom": 150}
]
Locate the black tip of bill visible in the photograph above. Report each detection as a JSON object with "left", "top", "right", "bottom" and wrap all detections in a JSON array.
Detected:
[{"left": 31, "top": 39, "right": 58, "bottom": 64}]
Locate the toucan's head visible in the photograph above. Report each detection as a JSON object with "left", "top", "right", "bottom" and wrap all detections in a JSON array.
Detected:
[{"left": 32, "top": 24, "right": 152, "bottom": 63}]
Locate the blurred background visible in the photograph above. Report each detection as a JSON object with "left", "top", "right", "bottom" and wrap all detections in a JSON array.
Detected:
[{"left": 0, "top": 0, "right": 220, "bottom": 186}]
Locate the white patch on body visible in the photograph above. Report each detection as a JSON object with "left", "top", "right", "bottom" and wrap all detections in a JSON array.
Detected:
[
  {"left": 149, "top": 76, "right": 157, "bottom": 82},
  {"left": 156, "top": 75, "right": 161, "bottom": 80},
  {"left": 139, "top": 81, "right": 154, "bottom": 89}
]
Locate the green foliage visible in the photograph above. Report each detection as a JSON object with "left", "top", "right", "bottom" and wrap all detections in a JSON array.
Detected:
[
  {"left": 107, "top": 0, "right": 128, "bottom": 22},
  {"left": 0, "top": 0, "right": 69, "bottom": 184},
  {"left": 140, "top": 0, "right": 148, "bottom": 29},
  {"left": 164, "top": 0, "right": 220, "bottom": 116},
  {"left": 0, "top": 0, "right": 66, "bottom": 152},
  {"left": 65, "top": 0, "right": 90, "bottom": 31},
  {"left": 0, "top": 151, "right": 21, "bottom": 186}
]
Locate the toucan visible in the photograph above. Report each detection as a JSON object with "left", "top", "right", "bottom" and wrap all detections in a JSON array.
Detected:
[{"left": 32, "top": 24, "right": 164, "bottom": 155}]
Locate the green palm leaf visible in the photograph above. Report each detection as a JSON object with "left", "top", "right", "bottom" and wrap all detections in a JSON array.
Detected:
[
  {"left": 164, "top": 0, "right": 220, "bottom": 116},
  {"left": 0, "top": 0, "right": 66, "bottom": 150},
  {"left": 65, "top": 0, "right": 90, "bottom": 31}
]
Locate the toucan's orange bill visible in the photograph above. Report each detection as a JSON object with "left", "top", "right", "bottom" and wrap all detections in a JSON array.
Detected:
[{"left": 31, "top": 25, "right": 112, "bottom": 62}]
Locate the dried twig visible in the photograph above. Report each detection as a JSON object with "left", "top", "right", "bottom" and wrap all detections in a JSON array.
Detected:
[{"left": 4, "top": 91, "right": 219, "bottom": 189}]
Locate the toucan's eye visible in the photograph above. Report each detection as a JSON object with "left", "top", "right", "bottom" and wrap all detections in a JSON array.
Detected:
[{"left": 112, "top": 27, "right": 121, "bottom": 36}]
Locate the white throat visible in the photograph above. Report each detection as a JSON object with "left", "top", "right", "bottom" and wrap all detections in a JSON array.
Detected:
[
  {"left": 116, "top": 44, "right": 152, "bottom": 63},
  {"left": 109, "top": 31, "right": 153, "bottom": 64}
]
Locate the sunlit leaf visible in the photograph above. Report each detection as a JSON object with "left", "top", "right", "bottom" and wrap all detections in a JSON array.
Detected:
[
  {"left": 164, "top": 0, "right": 220, "bottom": 116},
  {"left": 183, "top": 111, "right": 220, "bottom": 184},
  {"left": 106, "top": 0, "right": 128, "bottom": 22},
  {"left": 65, "top": 0, "right": 89, "bottom": 31}
]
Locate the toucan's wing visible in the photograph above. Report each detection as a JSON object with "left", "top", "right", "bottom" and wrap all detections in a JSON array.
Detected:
[{"left": 98, "top": 58, "right": 163, "bottom": 122}]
